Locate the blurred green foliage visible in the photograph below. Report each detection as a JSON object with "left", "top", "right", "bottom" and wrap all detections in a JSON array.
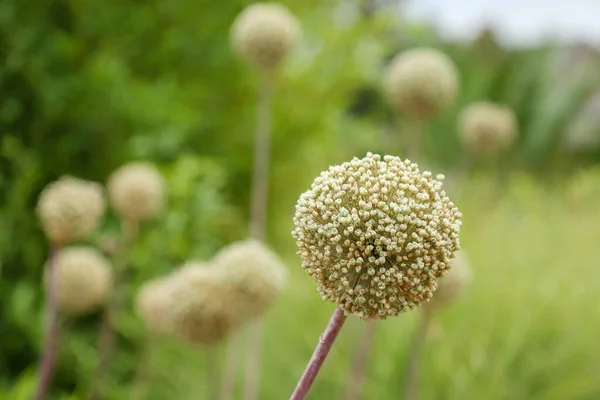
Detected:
[{"left": 1, "top": 0, "right": 600, "bottom": 399}]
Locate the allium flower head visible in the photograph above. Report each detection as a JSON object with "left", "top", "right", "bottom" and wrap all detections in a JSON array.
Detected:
[
  {"left": 383, "top": 48, "right": 459, "bottom": 120},
  {"left": 135, "top": 276, "right": 175, "bottom": 334},
  {"left": 107, "top": 162, "right": 165, "bottom": 222},
  {"left": 458, "top": 102, "right": 518, "bottom": 154},
  {"left": 212, "top": 239, "right": 287, "bottom": 319},
  {"left": 292, "top": 153, "right": 462, "bottom": 320},
  {"left": 424, "top": 250, "right": 472, "bottom": 311},
  {"left": 169, "top": 266, "right": 236, "bottom": 346},
  {"left": 231, "top": 2, "right": 301, "bottom": 69},
  {"left": 36, "top": 176, "right": 105, "bottom": 245},
  {"left": 49, "top": 246, "right": 113, "bottom": 316}
]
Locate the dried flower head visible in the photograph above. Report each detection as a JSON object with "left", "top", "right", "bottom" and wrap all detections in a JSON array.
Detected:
[
  {"left": 212, "top": 239, "right": 287, "bottom": 320},
  {"left": 169, "top": 265, "right": 236, "bottom": 346},
  {"left": 49, "top": 246, "right": 113, "bottom": 316},
  {"left": 107, "top": 162, "right": 165, "bottom": 223},
  {"left": 292, "top": 153, "right": 462, "bottom": 320},
  {"left": 424, "top": 250, "right": 472, "bottom": 311},
  {"left": 231, "top": 2, "right": 301, "bottom": 69},
  {"left": 36, "top": 176, "right": 105, "bottom": 245},
  {"left": 383, "top": 48, "right": 459, "bottom": 120},
  {"left": 458, "top": 102, "right": 518, "bottom": 154},
  {"left": 135, "top": 276, "right": 175, "bottom": 335}
]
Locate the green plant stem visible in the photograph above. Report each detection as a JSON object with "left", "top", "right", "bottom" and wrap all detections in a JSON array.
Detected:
[
  {"left": 88, "top": 220, "right": 138, "bottom": 400},
  {"left": 249, "top": 70, "right": 274, "bottom": 240},
  {"left": 218, "top": 332, "right": 243, "bottom": 400},
  {"left": 290, "top": 307, "right": 348, "bottom": 400},
  {"left": 131, "top": 333, "right": 156, "bottom": 400},
  {"left": 404, "top": 310, "right": 433, "bottom": 400},
  {"left": 406, "top": 119, "right": 425, "bottom": 162},
  {"left": 242, "top": 70, "right": 274, "bottom": 400},
  {"left": 34, "top": 244, "right": 61, "bottom": 400},
  {"left": 206, "top": 346, "right": 219, "bottom": 400},
  {"left": 341, "top": 320, "right": 377, "bottom": 400},
  {"left": 243, "top": 321, "right": 263, "bottom": 400},
  {"left": 448, "top": 152, "right": 474, "bottom": 195}
]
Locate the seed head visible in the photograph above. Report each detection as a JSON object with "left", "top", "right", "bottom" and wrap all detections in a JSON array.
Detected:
[
  {"left": 292, "top": 153, "right": 462, "bottom": 320},
  {"left": 169, "top": 265, "right": 236, "bottom": 346},
  {"left": 458, "top": 102, "right": 518, "bottom": 154},
  {"left": 36, "top": 176, "right": 105, "bottom": 245},
  {"left": 212, "top": 239, "right": 287, "bottom": 320},
  {"left": 231, "top": 2, "right": 301, "bottom": 69},
  {"left": 135, "top": 276, "right": 175, "bottom": 335},
  {"left": 383, "top": 48, "right": 458, "bottom": 120},
  {"left": 424, "top": 250, "right": 472, "bottom": 311},
  {"left": 107, "top": 162, "right": 165, "bottom": 223},
  {"left": 48, "top": 246, "right": 113, "bottom": 316}
]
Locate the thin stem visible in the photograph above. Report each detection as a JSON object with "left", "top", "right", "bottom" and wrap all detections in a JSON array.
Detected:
[
  {"left": 218, "top": 332, "right": 243, "bottom": 400},
  {"left": 404, "top": 310, "right": 433, "bottom": 400},
  {"left": 290, "top": 308, "right": 348, "bottom": 400},
  {"left": 406, "top": 119, "right": 424, "bottom": 162},
  {"left": 447, "top": 152, "right": 474, "bottom": 196},
  {"left": 34, "top": 245, "right": 61, "bottom": 400},
  {"left": 88, "top": 220, "right": 138, "bottom": 400},
  {"left": 243, "top": 321, "right": 263, "bottom": 400},
  {"left": 242, "top": 69, "right": 274, "bottom": 400},
  {"left": 131, "top": 333, "right": 156, "bottom": 400},
  {"left": 249, "top": 69, "right": 274, "bottom": 240},
  {"left": 205, "top": 347, "right": 219, "bottom": 400},
  {"left": 341, "top": 320, "right": 377, "bottom": 400}
]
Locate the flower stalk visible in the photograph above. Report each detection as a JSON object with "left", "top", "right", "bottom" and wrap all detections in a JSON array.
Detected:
[
  {"left": 341, "top": 320, "right": 377, "bottom": 400},
  {"left": 242, "top": 70, "right": 274, "bottom": 400},
  {"left": 290, "top": 307, "right": 348, "bottom": 400},
  {"left": 404, "top": 310, "right": 433, "bottom": 400},
  {"left": 34, "top": 245, "right": 61, "bottom": 400},
  {"left": 88, "top": 220, "right": 138, "bottom": 400}
]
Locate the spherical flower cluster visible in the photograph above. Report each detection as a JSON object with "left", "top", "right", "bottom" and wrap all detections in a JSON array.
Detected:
[
  {"left": 135, "top": 276, "right": 175, "bottom": 335},
  {"left": 168, "top": 265, "right": 237, "bottom": 346},
  {"left": 36, "top": 176, "right": 105, "bottom": 245},
  {"left": 458, "top": 102, "right": 518, "bottom": 154},
  {"left": 231, "top": 2, "right": 301, "bottom": 69},
  {"left": 292, "top": 153, "right": 462, "bottom": 320},
  {"left": 107, "top": 162, "right": 165, "bottom": 222},
  {"left": 424, "top": 250, "right": 472, "bottom": 311},
  {"left": 212, "top": 239, "right": 287, "bottom": 319},
  {"left": 383, "top": 48, "right": 459, "bottom": 120},
  {"left": 49, "top": 246, "right": 113, "bottom": 315}
]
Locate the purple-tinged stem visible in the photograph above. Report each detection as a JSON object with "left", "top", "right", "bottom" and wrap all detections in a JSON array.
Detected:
[
  {"left": 34, "top": 245, "right": 61, "bottom": 400},
  {"left": 341, "top": 320, "right": 377, "bottom": 400},
  {"left": 290, "top": 307, "right": 348, "bottom": 400},
  {"left": 404, "top": 310, "right": 432, "bottom": 400},
  {"left": 218, "top": 332, "right": 243, "bottom": 400}
]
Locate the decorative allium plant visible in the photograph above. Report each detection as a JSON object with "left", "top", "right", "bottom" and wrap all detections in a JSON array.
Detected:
[
  {"left": 48, "top": 246, "right": 113, "bottom": 316},
  {"left": 458, "top": 101, "right": 518, "bottom": 155},
  {"left": 89, "top": 161, "right": 165, "bottom": 400},
  {"left": 133, "top": 263, "right": 230, "bottom": 400},
  {"left": 289, "top": 153, "right": 462, "bottom": 399},
  {"left": 383, "top": 48, "right": 459, "bottom": 159},
  {"left": 34, "top": 176, "right": 106, "bottom": 400},
  {"left": 224, "top": 4, "right": 301, "bottom": 400},
  {"left": 211, "top": 239, "right": 287, "bottom": 321},
  {"left": 405, "top": 250, "right": 472, "bottom": 400}
]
